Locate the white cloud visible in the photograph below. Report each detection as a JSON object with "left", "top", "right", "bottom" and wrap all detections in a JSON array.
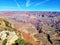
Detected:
[
  {"left": 13, "top": 0, "right": 50, "bottom": 8},
  {"left": 25, "top": 0, "right": 50, "bottom": 7},
  {"left": 34, "top": 0, "right": 50, "bottom": 6},
  {"left": 26, "top": 0, "right": 30, "bottom": 7},
  {"left": 13, "top": 0, "right": 20, "bottom": 8}
]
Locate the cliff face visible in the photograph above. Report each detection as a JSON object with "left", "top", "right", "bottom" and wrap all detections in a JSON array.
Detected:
[
  {"left": 0, "top": 17, "right": 42, "bottom": 45},
  {"left": 14, "top": 23, "right": 42, "bottom": 45},
  {"left": 0, "top": 17, "right": 33, "bottom": 45}
]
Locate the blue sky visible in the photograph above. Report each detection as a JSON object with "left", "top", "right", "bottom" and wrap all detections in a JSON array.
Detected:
[{"left": 0, "top": 0, "right": 60, "bottom": 11}]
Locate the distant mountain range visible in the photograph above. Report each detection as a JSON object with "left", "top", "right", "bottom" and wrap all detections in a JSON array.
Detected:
[{"left": 0, "top": 11, "right": 60, "bottom": 45}]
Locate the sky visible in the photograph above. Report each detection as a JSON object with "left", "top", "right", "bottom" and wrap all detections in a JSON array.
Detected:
[{"left": 0, "top": 0, "right": 60, "bottom": 11}]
